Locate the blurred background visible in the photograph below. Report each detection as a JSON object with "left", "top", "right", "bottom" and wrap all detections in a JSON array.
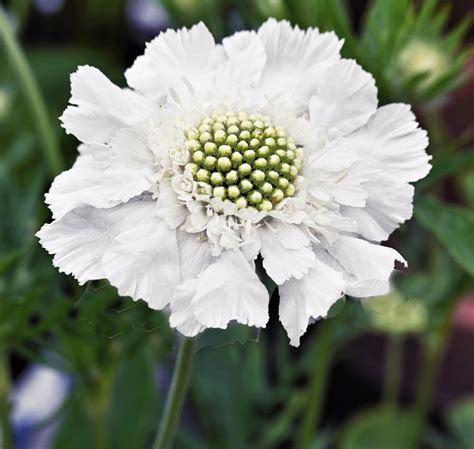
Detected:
[{"left": 0, "top": 0, "right": 473, "bottom": 448}]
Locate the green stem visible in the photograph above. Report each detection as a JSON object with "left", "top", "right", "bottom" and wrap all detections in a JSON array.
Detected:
[
  {"left": 383, "top": 334, "right": 403, "bottom": 408},
  {"left": 0, "top": 351, "right": 13, "bottom": 449},
  {"left": 0, "top": 9, "right": 63, "bottom": 175},
  {"left": 152, "top": 338, "right": 195, "bottom": 449},
  {"left": 295, "top": 319, "right": 334, "bottom": 449}
]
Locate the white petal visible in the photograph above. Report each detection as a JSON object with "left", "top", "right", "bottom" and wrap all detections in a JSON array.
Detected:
[
  {"left": 258, "top": 18, "right": 342, "bottom": 108},
  {"left": 279, "top": 257, "right": 345, "bottom": 346},
  {"left": 341, "top": 104, "right": 431, "bottom": 241},
  {"left": 125, "top": 22, "right": 221, "bottom": 100},
  {"left": 102, "top": 212, "right": 180, "bottom": 309},
  {"left": 46, "top": 129, "right": 156, "bottom": 220},
  {"left": 169, "top": 279, "right": 205, "bottom": 337},
  {"left": 309, "top": 59, "right": 378, "bottom": 139},
  {"left": 156, "top": 185, "right": 189, "bottom": 229},
  {"left": 327, "top": 236, "right": 406, "bottom": 297},
  {"left": 215, "top": 31, "right": 266, "bottom": 91},
  {"left": 191, "top": 250, "right": 269, "bottom": 329},
  {"left": 36, "top": 200, "right": 155, "bottom": 285},
  {"left": 259, "top": 221, "right": 315, "bottom": 285},
  {"left": 176, "top": 231, "right": 212, "bottom": 281},
  {"left": 60, "top": 66, "right": 155, "bottom": 144}
]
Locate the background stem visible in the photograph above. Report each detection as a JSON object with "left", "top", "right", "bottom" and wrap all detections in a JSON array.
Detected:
[
  {"left": 296, "top": 319, "right": 334, "bottom": 449},
  {"left": 0, "top": 9, "right": 63, "bottom": 175},
  {"left": 152, "top": 338, "right": 195, "bottom": 449},
  {"left": 0, "top": 351, "right": 13, "bottom": 449},
  {"left": 383, "top": 334, "right": 403, "bottom": 408}
]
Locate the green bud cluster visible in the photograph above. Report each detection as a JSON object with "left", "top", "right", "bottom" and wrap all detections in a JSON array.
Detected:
[{"left": 183, "top": 111, "right": 301, "bottom": 211}]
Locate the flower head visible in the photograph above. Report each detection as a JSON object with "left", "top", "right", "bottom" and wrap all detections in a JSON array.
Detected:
[{"left": 37, "top": 19, "right": 431, "bottom": 346}]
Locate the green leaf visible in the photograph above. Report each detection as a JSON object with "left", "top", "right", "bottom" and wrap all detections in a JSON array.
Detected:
[
  {"left": 339, "top": 406, "right": 412, "bottom": 449},
  {"left": 415, "top": 196, "right": 474, "bottom": 276},
  {"left": 446, "top": 397, "right": 474, "bottom": 448}
]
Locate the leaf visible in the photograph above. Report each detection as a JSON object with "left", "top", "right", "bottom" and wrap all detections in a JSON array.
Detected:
[
  {"left": 446, "top": 397, "right": 474, "bottom": 448},
  {"left": 339, "top": 406, "right": 412, "bottom": 449},
  {"left": 415, "top": 196, "right": 474, "bottom": 276}
]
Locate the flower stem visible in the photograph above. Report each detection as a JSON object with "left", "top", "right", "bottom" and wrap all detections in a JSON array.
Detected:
[
  {"left": 152, "top": 338, "right": 195, "bottom": 449},
  {"left": 295, "top": 319, "right": 334, "bottom": 449},
  {"left": 0, "top": 9, "right": 63, "bottom": 175},
  {"left": 383, "top": 334, "right": 403, "bottom": 408},
  {"left": 0, "top": 351, "right": 13, "bottom": 449}
]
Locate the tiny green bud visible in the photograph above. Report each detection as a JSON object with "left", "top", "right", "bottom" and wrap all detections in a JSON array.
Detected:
[
  {"left": 240, "top": 179, "right": 253, "bottom": 193},
  {"left": 218, "top": 144, "right": 232, "bottom": 157},
  {"left": 199, "top": 132, "right": 212, "bottom": 144},
  {"left": 265, "top": 137, "right": 276, "bottom": 148},
  {"left": 239, "top": 130, "right": 251, "bottom": 141},
  {"left": 258, "top": 199, "right": 273, "bottom": 211},
  {"left": 226, "top": 170, "right": 238, "bottom": 184},
  {"left": 186, "top": 139, "right": 201, "bottom": 152},
  {"left": 213, "top": 186, "right": 226, "bottom": 200},
  {"left": 217, "top": 157, "right": 232, "bottom": 172},
  {"left": 237, "top": 140, "right": 249, "bottom": 152},
  {"left": 278, "top": 177, "right": 290, "bottom": 189},
  {"left": 227, "top": 117, "right": 239, "bottom": 127},
  {"left": 238, "top": 163, "right": 252, "bottom": 177},
  {"left": 227, "top": 185, "right": 240, "bottom": 199},
  {"left": 249, "top": 138, "right": 260, "bottom": 150},
  {"left": 185, "top": 162, "right": 199, "bottom": 175},
  {"left": 268, "top": 155, "right": 281, "bottom": 168},
  {"left": 254, "top": 120, "right": 264, "bottom": 129},
  {"left": 252, "top": 128, "right": 263, "bottom": 139},
  {"left": 260, "top": 182, "right": 273, "bottom": 194},
  {"left": 276, "top": 127, "right": 287, "bottom": 138},
  {"left": 257, "top": 146, "right": 270, "bottom": 157},
  {"left": 289, "top": 166, "right": 298, "bottom": 179},
  {"left": 248, "top": 190, "right": 263, "bottom": 204},
  {"left": 204, "top": 155, "right": 217, "bottom": 170},
  {"left": 276, "top": 149, "right": 286, "bottom": 159},
  {"left": 192, "top": 150, "right": 205, "bottom": 163},
  {"left": 251, "top": 169, "right": 265, "bottom": 184},
  {"left": 199, "top": 124, "right": 211, "bottom": 133},
  {"left": 235, "top": 197, "right": 248, "bottom": 209},
  {"left": 212, "top": 122, "right": 225, "bottom": 132},
  {"left": 267, "top": 170, "right": 279, "bottom": 184},
  {"left": 216, "top": 115, "right": 227, "bottom": 124},
  {"left": 241, "top": 120, "right": 253, "bottom": 130},
  {"left": 277, "top": 137, "right": 287, "bottom": 147},
  {"left": 271, "top": 189, "right": 284, "bottom": 203},
  {"left": 197, "top": 182, "right": 212, "bottom": 195},
  {"left": 254, "top": 158, "right": 267, "bottom": 170},
  {"left": 244, "top": 149, "right": 256, "bottom": 163},
  {"left": 210, "top": 171, "right": 224, "bottom": 186},
  {"left": 196, "top": 168, "right": 210, "bottom": 182},
  {"left": 204, "top": 141, "right": 217, "bottom": 155},
  {"left": 286, "top": 183, "right": 296, "bottom": 197},
  {"left": 280, "top": 162, "right": 291, "bottom": 176},
  {"left": 286, "top": 150, "right": 296, "bottom": 161},
  {"left": 226, "top": 134, "right": 238, "bottom": 147},
  {"left": 263, "top": 127, "right": 276, "bottom": 138},
  {"left": 214, "top": 129, "right": 226, "bottom": 144},
  {"left": 231, "top": 152, "right": 243, "bottom": 167},
  {"left": 185, "top": 128, "right": 199, "bottom": 140},
  {"left": 227, "top": 125, "right": 239, "bottom": 135}
]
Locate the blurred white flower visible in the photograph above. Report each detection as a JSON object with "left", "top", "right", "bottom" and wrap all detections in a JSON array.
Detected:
[{"left": 37, "top": 20, "right": 431, "bottom": 346}]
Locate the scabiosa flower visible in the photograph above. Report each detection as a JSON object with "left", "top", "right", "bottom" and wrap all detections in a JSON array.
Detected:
[{"left": 37, "top": 20, "right": 431, "bottom": 346}]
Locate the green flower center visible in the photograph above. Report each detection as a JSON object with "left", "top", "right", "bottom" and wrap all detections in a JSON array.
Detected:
[{"left": 183, "top": 111, "right": 302, "bottom": 211}]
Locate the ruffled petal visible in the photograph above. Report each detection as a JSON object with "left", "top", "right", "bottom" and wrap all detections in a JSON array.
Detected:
[
  {"left": 309, "top": 59, "right": 378, "bottom": 139},
  {"left": 341, "top": 104, "right": 431, "bottom": 241},
  {"left": 102, "top": 211, "right": 180, "bottom": 310},
  {"left": 60, "top": 65, "right": 156, "bottom": 144},
  {"left": 257, "top": 18, "right": 343, "bottom": 108},
  {"left": 259, "top": 221, "right": 315, "bottom": 285},
  {"left": 279, "top": 257, "right": 345, "bottom": 346},
  {"left": 190, "top": 250, "right": 269, "bottom": 329},
  {"left": 46, "top": 129, "right": 156, "bottom": 220},
  {"left": 326, "top": 236, "right": 406, "bottom": 297},
  {"left": 125, "top": 22, "right": 221, "bottom": 101},
  {"left": 36, "top": 200, "right": 155, "bottom": 285}
]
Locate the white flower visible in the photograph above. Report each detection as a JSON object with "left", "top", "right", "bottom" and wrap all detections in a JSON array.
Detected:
[{"left": 37, "top": 20, "right": 431, "bottom": 346}]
